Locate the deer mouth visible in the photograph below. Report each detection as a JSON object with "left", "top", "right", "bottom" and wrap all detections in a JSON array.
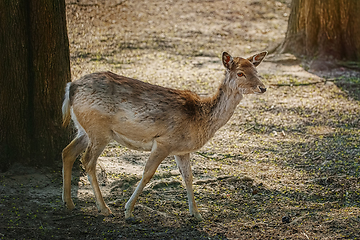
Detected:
[
  {"left": 259, "top": 86, "right": 267, "bottom": 93},
  {"left": 249, "top": 86, "right": 266, "bottom": 94}
]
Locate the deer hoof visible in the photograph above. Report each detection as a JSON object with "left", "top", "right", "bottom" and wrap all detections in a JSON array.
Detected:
[
  {"left": 193, "top": 212, "right": 204, "bottom": 221},
  {"left": 98, "top": 208, "right": 113, "bottom": 216},
  {"left": 64, "top": 201, "right": 75, "bottom": 211},
  {"left": 125, "top": 217, "right": 139, "bottom": 224}
]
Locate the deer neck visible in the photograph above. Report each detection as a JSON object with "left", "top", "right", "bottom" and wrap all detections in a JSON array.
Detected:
[{"left": 203, "top": 76, "right": 243, "bottom": 137}]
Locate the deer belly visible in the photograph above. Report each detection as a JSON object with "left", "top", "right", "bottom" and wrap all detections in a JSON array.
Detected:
[{"left": 111, "top": 131, "right": 153, "bottom": 151}]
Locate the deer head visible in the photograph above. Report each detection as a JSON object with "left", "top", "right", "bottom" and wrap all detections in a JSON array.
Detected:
[{"left": 222, "top": 51, "right": 267, "bottom": 94}]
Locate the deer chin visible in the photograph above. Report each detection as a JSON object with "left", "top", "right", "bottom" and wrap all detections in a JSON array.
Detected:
[
  {"left": 251, "top": 88, "right": 266, "bottom": 95},
  {"left": 239, "top": 88, "right": 258, "bottom": 95}
]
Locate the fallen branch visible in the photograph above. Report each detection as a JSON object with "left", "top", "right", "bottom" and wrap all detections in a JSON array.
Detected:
[
  {"left": 52, "top": 214, "right": 96, "bottom": 221},
  {"left": 269, "top": 78, "right": 337, "bottom": 87},
  {"left": 290, "top": 213, "right": 309, "bottom": 225},
  {"left": 195, "top": 151, "right": 213, "bottom": 160},
  {"left": 195, "top": 152, "right": 236, "bottom": 161},
  {"left": 0, "top": 226, "right": 39, "bottom": 230},
  {"left": 270, "top": 82, "right": 322, "bottom": 87},
  {"left": 240, "top": 126, "right": 254, "bottom": 134}
]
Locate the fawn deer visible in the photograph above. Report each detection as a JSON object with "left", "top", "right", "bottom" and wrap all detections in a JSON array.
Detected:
[{"left": 62, "top": 51, "right": 267, "bottom": 221}]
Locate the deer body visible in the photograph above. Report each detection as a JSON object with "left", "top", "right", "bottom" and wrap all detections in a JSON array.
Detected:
[{"left": 62, "top": 52, "right": 267, "bottom": 221}]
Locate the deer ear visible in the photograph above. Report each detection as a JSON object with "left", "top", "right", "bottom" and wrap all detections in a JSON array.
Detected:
[
  {"left": 247, "top": 51, "right": 267, "bottom": 67},
  {"left": 222, "top": 52, "right": 233, "bottom": 69}
]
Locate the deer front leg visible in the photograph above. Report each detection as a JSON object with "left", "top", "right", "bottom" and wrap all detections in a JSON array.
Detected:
[
  {"left": 175, "top": 154, "right": 203, "bottom": 221},
  {"left": 125, "top": 141, "right": 169, "bottom": 220}
]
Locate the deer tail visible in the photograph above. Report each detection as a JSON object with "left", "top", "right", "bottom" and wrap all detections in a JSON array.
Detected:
[{"left": 62, "top": 82, "right": 72, "bottom": 127}]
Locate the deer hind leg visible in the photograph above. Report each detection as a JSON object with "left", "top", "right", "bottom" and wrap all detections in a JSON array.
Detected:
[
  {"left": 62, "top": 134, "right": 88, "bottom": 210},
  {"left": 81, "top": 137, "right": 112, "bottom": 216},
  {"left": 125, "top": 141, "right": 169, "bottom": 220},
  {"left": 175, "top": 154, "right": 203, "bottom": 221}
]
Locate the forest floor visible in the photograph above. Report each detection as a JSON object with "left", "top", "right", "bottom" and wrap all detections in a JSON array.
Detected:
[{"left": 1, "top": 0, "right": 360, "bottom": 239}]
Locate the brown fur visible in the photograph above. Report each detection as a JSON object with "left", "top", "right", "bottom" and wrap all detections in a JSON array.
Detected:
[{"left": 61, "top": 51, "right": 267, "bottom": 221}]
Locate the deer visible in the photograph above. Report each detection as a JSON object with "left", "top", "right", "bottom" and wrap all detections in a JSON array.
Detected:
[{"left": 61, "top": 51, "right": 267, "bottom": 222}]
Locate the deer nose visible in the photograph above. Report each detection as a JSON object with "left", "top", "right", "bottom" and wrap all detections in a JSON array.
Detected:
[{"left": 259, "top": 86, "right": 266, "bottom": 93}]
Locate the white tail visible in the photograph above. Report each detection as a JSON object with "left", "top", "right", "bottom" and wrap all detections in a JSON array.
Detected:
[
  {"left": 62, "top": 82, "right": 72, "bottom": 127},
  {"left": 62, "top": 51, "right": 267, "bottom": 221}
]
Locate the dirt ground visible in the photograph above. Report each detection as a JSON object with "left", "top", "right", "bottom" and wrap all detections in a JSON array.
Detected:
[{"left": 1, "top": 0, "right": 360, "bottom": 239}]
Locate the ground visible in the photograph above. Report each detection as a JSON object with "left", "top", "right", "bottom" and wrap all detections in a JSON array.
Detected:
[{"left": 1, "top": 0, "right": 360, "bottom": 239}]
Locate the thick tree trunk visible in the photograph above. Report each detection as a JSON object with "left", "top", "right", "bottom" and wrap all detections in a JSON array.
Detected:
[
  {"left": 280, "top": 0, "right": 360, "bottom": 61},
  {"left": 0, "top": 0, "right": 71, "bottom": 171}
]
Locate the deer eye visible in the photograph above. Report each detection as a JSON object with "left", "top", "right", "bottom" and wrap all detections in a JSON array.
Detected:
[{"left": 237, "top": 72, "right": 245, "bottom": 77}]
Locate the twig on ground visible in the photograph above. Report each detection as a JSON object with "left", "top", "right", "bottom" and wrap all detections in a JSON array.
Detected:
[
  {"left": 302, "top": 232, "right": 310, "bottom": 240},
  {"left": 269, "top": 78, "right": 337, "bottom": 87},
  {"left": 0, "top": 226, "right": 39, "bottom": 230},
  {"left": 195, "top": 151, "right": 213, "bottom": 160},
  {"left": 240, "top": 126, "right": 254, "bottom": 134},
  {"left": 52, "top": 214, "right": 96, "bottom": 221},
  {"left": 195, "top": 152, "right": 236, "bottom": 161}
]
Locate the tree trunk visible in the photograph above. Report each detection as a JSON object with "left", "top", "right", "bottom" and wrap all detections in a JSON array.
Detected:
[
  {"left": 0, "top": 0, "right": 71, "bottom": 172},
  {"left": 280, "top": 0, "right": 360, "bottom": 61}
]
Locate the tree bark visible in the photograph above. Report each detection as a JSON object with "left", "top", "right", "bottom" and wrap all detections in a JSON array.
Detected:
[
  {"left": 0, "top": 0, "right": 71, "bottom": 171},
  {"left": 280, "top": 0, "right": 360, "bottom": 61}
]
